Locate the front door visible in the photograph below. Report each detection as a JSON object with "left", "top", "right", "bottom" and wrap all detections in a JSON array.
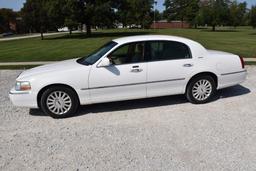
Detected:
[{"left": 89, "top": 42, "right": 147, "bottom": 103}]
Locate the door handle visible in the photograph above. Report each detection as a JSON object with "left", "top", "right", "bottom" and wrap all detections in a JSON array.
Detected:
[
  {"left": 131, "top": 68, "right": 143, "bottom": 73},
  {"left": 183, "top": 64, "right": 193, "bottom": 67}
]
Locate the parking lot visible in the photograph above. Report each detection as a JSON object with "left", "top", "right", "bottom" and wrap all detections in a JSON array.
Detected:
[{"left": 0, "top": 66, "right": 256, "bottom": 171}]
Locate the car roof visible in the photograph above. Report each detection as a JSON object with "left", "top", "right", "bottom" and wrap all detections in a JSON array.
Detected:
[{"left": 113, "top": 35, "right": 195, "bottom": 44}]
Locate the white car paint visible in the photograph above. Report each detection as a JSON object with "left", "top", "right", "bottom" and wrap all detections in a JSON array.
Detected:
[{"left": 9, "top": 35, "right": 247, "bottom": 108}]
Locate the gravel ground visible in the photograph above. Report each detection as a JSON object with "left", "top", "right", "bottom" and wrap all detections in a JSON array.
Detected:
[{"left": 0, "top": 66, "right": 256, "bottom": 171}]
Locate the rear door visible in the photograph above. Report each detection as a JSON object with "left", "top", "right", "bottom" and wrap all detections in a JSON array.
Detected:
[{"left": 146, "top": 41, "right": 194, "bottom": 97}]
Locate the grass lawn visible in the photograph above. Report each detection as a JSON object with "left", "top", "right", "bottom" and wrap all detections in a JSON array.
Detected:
[
  {"left": 0, "top": 27, "right": 255, "bottom": 62},
  {"left": 0, "top": 65, "right": 40, "bottom": 70}
]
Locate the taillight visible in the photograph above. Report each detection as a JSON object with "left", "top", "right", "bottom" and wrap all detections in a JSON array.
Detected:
[{"left": 239, "top": 56, "right": 245, "bottom": 69}]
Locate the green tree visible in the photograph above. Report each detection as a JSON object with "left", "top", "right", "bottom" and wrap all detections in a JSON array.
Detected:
[
  {"left": 116, "top": 0, "right": 130, "bottom": 27},
  {"left": 92, "top": 0, "right": 116, "bottom": 29},
  {"left": 63, "top": 0, "right": 80, "bottom": 34},
  {"left": 83, "top": 0, "right": 94, "bottom": 35},
  {"left": 229, "top": 1, "right": 247, "bottom": 28},
  {"left": 116, "top": 1, "right": 130, "bottom": 28},
  {"left": 116, "top": 0, "right": 154, "bottom": 29},
  {"left": 46, "top": 0, "right": 65, "bottom": 30},
  {"left": 22, "top": 0, "right": 80, "bottom": 37},
  {"left": 21, "top": 0, "right": 51, "bottom": 40},
  {"left": 250, "top": 6, "right": 256, "bottom": 28},
  {"left": 64, "top": 18, "right": 78, "bottom": 34},
  {"left": 164, "top": 0, "right": 200, "bottom": 28},
  {"left": 154, "top": 10, "right": 163, "bottom": 22},
  {"left": 20, "top": 0, "right": 155, "bottom": 36},
  {"left": 72, "top": 0, "right": 113, "bottom": 35},
  {"left": 164, "top": 0, "right": 187, "bottom": 25},
  {"left": 131, "top": 0, "right": 154, "bottom": 29},
  {"left": 0, "top": 8, "right": 17, "bottom": 33},
  {"left": 199, "top": 0, "right": 230, "bottom": 31},
  {"left": 185, "top": 0, "right": 200, "bottom": 28}
]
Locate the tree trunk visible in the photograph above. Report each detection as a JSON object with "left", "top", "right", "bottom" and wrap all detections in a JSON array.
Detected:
[
  {"left": 212, "top": 25, "right": 216, "bottom": 31},
  {"left": 40, "top": 32, "right": 44, "bottom": 40},
  {"left": 86, "top": 24, "right": 91, "bottom": 35},
  {"left": 69, "top": 30, "right": 72, "bottom": 35}
]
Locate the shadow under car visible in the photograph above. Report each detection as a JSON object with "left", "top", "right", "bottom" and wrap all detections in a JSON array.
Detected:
[{"left": 29, "top": 85, "right": 250, "bottom": 118}]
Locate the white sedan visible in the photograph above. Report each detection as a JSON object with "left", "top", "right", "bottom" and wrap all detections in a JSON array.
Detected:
[{"left": 9, "top": 35, "right": 247, "bottom": 118}]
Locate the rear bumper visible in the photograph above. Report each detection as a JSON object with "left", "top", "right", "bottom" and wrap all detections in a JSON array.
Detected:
[
  {"left": 9, "top": 88, "right": 38, "bottom": 108},
  {"left": 218, "top": 70, "right": 247, "bottom": 89}
]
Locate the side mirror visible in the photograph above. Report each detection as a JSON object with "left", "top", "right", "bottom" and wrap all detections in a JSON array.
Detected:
[{"left": 98, "top": 57, "right": 112, "bottom": 67}]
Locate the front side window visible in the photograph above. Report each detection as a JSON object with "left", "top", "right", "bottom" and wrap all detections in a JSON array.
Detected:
[
  {"left": 108, "top": 42, "right": 145, "bottom": 65},
  {"left": 147, "top": 41, "right": 191, "bottom": 61}
]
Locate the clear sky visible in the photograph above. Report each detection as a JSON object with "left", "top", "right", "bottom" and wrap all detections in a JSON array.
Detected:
[
  {"left": 0, "top": 0, "right": 26, "bottom": 11},
  {"left": 0, "top": 0, "right": 255, "bottom": 12}
]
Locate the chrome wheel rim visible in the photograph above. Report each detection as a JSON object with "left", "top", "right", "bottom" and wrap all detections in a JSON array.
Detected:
[
  {"left": 192, "top": 79, "right": 212, "bottom": 101},
  {"left": 46, "top": 91, "right": 72, "bottom": 115}
]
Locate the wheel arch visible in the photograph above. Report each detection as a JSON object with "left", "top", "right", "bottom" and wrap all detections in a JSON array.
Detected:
[
  {"left": 37, "top": 83, "right": 80, "bottom": 109},
  {"left": 186, "top": 72, "right": 218, "bottom": 92}
]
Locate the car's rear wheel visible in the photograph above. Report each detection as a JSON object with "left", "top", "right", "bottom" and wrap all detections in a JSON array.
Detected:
[
  {"left": 186, "top": 75, "right": 216, "bottom": 104},
  {"left": 40, "top": 86, "right": 79, "bottom": 118}
]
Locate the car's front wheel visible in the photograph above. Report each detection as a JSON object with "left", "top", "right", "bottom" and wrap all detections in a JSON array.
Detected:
[
  {"left": 186, "top": 75, "right": 216, "bottom": 104},
  {"left": 40, "top": 86, "right": 79, "bottom": 118}
]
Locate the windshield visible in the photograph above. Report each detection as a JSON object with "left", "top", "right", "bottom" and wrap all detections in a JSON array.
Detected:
[{"left": 77, "top": 41, "right": 118, "bottom": 65}]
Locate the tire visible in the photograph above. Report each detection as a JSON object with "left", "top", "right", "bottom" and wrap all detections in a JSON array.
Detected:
[
  {"left": 40, "top": 86, "right": 79, "bottom": 118},
  {"left": 186, "top": 75, "right": 216, "bottom": 104}
]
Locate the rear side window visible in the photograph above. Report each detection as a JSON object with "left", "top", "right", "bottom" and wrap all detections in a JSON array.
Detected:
[{"left": 147, "top": 41, "right": 191, "bottom": 61}]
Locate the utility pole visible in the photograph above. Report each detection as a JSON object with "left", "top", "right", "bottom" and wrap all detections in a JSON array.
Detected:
[{"left": 154, "top": 1, "right": 157, "bottom": 30}]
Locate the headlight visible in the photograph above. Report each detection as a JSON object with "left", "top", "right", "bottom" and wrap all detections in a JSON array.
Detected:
[{"left": 15, "top": 81, "right": 31, "bottom": 91}]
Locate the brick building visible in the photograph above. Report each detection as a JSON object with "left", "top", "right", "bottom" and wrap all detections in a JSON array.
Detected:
[{"left": 150, "top": 20, "right": 190, "bottom": 29}]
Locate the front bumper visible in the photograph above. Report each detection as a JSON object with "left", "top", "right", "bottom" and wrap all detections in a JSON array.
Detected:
[{"left": 9, "top": 88, "right": 38, "bottom": 108}]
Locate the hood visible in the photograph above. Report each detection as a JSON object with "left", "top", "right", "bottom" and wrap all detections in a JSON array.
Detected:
[{"left": 18, "top": 58, "right": 83, "bottom": 80}]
